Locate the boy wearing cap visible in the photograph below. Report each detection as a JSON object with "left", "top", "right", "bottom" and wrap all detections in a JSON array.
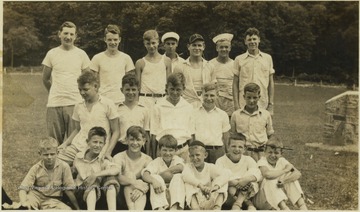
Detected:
[
  {"left": 210, "top": 33, "right": 236, "bottom": 118},
  {"left": 254, "top": 136, "right": 307, "bottom": 210},
  {"left": 182, "top": 140, "right": 229, "bottom": 210},
  {"left": 162, "top": 32, "right": 185, "bottom": 73},
  {"left": 135, "top": 29, "right": 172, "bottom": 110},
  {"left": 233, "top": 27, "right": 275, "bottom": 115},
  {"left": 173, "top": 33, "right": 217, "bottom": 108},
  {"left": 90, "top": 24, "right": 135, "bottom": 105},
  {"left": 193, "top": 83, "right": 230, "bottom": 163}
]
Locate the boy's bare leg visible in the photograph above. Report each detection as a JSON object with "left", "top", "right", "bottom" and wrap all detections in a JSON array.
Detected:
[
  {"left": 86, "top": 189, "right": 97, "bottom": 210},
  {"left": 190, "top": 195, "right": 200, "bottom": 210},
  {"left": 232, "top": 193, "right": 245, "bottom": 210},
  {"left": 106, "top": 185, "right": 117, "bottom": 210},
  {"left": 213, "top": 193, "right": 224, "bottom": 210},
  {"left": 278, "top": 201, "right": 290, "bottom": 210},
  {"left": 296, "top": 197, "right": 307, "bottom": 210}
]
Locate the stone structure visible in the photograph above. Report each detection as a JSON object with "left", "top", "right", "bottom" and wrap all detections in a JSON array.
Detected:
[{"left": 324, "top": 91, "right": 358, "bottom": 146}]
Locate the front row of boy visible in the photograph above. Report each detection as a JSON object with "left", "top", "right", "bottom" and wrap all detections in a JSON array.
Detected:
[{"left": 19, "top": 125, "right": 307, "bottom": 210}]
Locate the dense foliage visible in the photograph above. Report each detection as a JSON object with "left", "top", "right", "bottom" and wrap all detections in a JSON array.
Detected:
[{"left": 3, "top": 1, "right": 358, "bottom": 83}]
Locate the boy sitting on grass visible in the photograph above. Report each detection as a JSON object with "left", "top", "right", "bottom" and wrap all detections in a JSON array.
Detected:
[
  {"left": 230, "top": 82, "right": 274, "bottom": 161},
  {"left": 72, "top": 126, "right": 120, "bottom": 210},
  {"left": 142, "top": 134, "right": 185, "bottom": 210},
  {"left": 182, "top": 140, "right": 229, "bottom": 210},
  {"left": 18, "top": 137, "right": 79, "bottom": 210},
  {"left": 113, "top": 126, "right": 153, "bottom": 210},
  {"left": 216, "top": 133, "right": 261, "bottom": 210},
  {"left": 254, "top": 136, "right": 307, "bottom": 210}
]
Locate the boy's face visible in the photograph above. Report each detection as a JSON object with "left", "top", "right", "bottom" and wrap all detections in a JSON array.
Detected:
[
  {"left": 189, "top": 147, "right": 207, "bottom": 169},
  {"left": 87, "top": 135, "right": 105, "bottom": 155},
  {"left": 144, "top": 38, "right": 159, "bottom": 54},
  {"left": 121, "top": 83, "right": 139, "bottom": 102},
  {"left": 243, "top": 91, "right": 260, "bottom": 109},
  {"left": 127, "top": 134, "right": 145, "bottom": 153},
  {"left": 40, "top": 148, "right": 58, "bottom": 169},
  {"left": 166, "top": 83, "right": 184, "bottom": 103},
  {"left": 79, "top": 82, "right": 98, "bottom": 102},
  {"left": 59, "top": 27, "right": 76, "bottom": 48},
  {"left": 164, "top": 38, "right": 178, "bottom": 54},
  {"left": 227, "top": 139, "right": 245, "bottom": 162},
  {"left": 244, "top": 34, "right": 260, "bottom": 52},
  {"left": 202, "top": 89, "right": 217, "bottom": 109},
  {"left": 188, "top": 41, "right": 205, "bottom": 57},
  {"left": 265, "top": 147, "right": 282, "bottom": 166},
  {"left": 104, "top": 33, "right": 121, "bottom": 51},
  {"left": 159, "top": 146, "right": 176, "bottom": 164},
  {"left": 216, "top": 41, "right": 231, "bottom": 58}
]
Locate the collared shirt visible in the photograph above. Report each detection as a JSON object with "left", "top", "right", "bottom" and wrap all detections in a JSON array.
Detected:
[
  {"left": 113, "top": 151, "right": 152, "bottom": 179},
  {"left": 141, "top": 155, "right": 184, "bottom": 176},
  {"left": 182, "top": 163, "right": 229, "bottom": 188},
  {"left": 168, "top": 53, "right": 186, "bottom": 73},
  {"left": 233, "top": 50, "right": 275, "bottom": 109},
  {"left": 216, "top": 154, "right": 261, "bottom": 181},
  {"left": 90, "top": 51, "right": 135, "bottom": 104},
  {"left": 73, "top": 149, "right": 119, "bottom": 186},
  {"left": 118, "top": 102, "right": 149, "bottom": 143},
  {"left": 72, "top": 95, "right": 119, "bottom": 151},
  {"left": 173, "top": 58, "right": 217, "bottom": 108},
  {"left": 193, "top": 106, "right": 230, "bottom": 146},
  {"left": 19, "top": 159, "right": 75, "bottom": 197},
  {"left": 209, "top": 58, "right": 235, "bottom": 99},
  {"left": 230, "top": 108, "right": 274, "bottom": 146},
  {"left": 42, "top": 46, "right": 90, "bottom": 107},
  {"left": 151, "top": 97, "right": 195, "bottom": 145}
]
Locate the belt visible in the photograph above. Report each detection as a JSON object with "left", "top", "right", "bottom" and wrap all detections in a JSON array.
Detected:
[
  {"left": 196, "top": 91, "right": 202, "bottom": 96},
  {"left": 139, "top": 93, "right": 166, "bottom": 98},
  {"left": 246, "top": 145, "right": 265, "bottom": 153},
  {"left": 177, "top": 140, "right": 189, "bottom": 149},
  {"left": 205, "top": 145, "right": 223, "bottom": 150}
]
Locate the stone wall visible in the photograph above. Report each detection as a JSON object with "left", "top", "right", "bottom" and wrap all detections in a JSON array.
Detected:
[{"left": 324, "top": 91, "right": 358, "bottom": 146}]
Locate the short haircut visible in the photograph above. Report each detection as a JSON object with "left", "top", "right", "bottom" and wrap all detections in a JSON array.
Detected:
[
  {"left": 122, "top": 73, "right": 139, "bottom": 88},
  {"left": 244, "top": 82, "right": 260, "bottom": 95},
  {"left": 244, "top": 27, "right": 260, "bottom": 38},
  {"left": 77, "top": 71, "right": 99, "bottom": 86},
  {"left": 143, "top": 30, "right": 159, "bottom": 41},
  {"left": 126, "top": 126, "right": 146, "bottom": 140},
  {"left": 230, "top": 132, "right": 246, "bottom": 141},
  {"left": 265, "top": 136, "right": 284, "bottom": 151},
  {"left": 158, "top": 134, "right": 178, "bottom": 149},
  {"left": 87, "top": 126, "right": 107, "bottom": 142},
  {"left": 39, "top": 137, "right": 58, "bottom": 153},
  {"left": 202, "top": 83, "right": 217, "bottom": 93},
  {"left": 188, "top": 140, "right": 206, "bottom": 153},
  {"left": 166, "top": 72, "right": 186, "bottom": 88},
  {"left": 104, "top": 24, "right": 121, "bottom": 36},
  {"left": 59, "top": 21, "right": 77, "bottom": 32}
]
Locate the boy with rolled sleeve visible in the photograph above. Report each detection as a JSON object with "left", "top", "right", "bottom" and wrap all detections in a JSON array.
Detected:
[
  {"left": 230, "top": 82, "right": 274, "bottom": 161},
  {"left": 18, "top": 137, "right": 79, "bottom": 210}
]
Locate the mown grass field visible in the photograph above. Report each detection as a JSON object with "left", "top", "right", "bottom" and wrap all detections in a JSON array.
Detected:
[{"left": 2, "top": 74, "right": 358, "bottom": 210}]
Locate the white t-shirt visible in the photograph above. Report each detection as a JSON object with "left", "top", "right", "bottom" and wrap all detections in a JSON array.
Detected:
[
  {"left": 90, "top": 51, "right": 135, "bottom": 104},
  {"left": 42, "top": 46, "right": 90, "bottom": 107}
]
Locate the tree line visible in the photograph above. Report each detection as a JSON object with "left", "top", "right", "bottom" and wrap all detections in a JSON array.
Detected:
[{"left": 3, "top": 1, "right": 358, "bottom": 84}]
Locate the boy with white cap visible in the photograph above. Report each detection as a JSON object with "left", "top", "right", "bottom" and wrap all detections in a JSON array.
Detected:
[
  {"left": 210, "top": 33, "right": 236, "bottom": 118},
  {"left": 161, "top": 32, "right": 185, "bottom": 73}
]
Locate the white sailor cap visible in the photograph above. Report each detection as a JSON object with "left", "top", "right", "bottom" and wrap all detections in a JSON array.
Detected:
[
  {"left": 212, "top": 33, "right": 234, "bottom": 44},
  {"left": 161, "top": 32, "right": 180, "bottom": 43}
]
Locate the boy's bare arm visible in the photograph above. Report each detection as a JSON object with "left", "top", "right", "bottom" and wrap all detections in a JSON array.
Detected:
[
  {"left": 279, "top": 165, "right": 301, "bottom": 184},
  {"left": 135, "top": 59, "right": 144, "bottom": 89},
  {"left": 259, "top": 165, "right": 293, "bottom": 180},
  {"left": 104, "top": 118, "right": 120, "bottom": 158},
  {"left": 232, "top": 76, "right": 240, "bottom": 110},
  {"left": 42, "top": 65, "right": 52, "bottom": 92},
  {"left": 59, "top": 121, "right": 80, "bottom": 149},
  {"left": 142, "top": 171, "right": 164, "bottom": 194},
  {"left": 64, "top": 190, "right": 80, "bottom": 210},
  {"left": 161, "top": 163, "right": 184, "bottom": 174},
  {"left": 164, "top": 57, "right": 172, "bottom": 80}
]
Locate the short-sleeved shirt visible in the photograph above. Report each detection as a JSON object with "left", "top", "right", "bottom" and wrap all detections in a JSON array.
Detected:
[
  {"left": 209, "top": 58, "right": 235, "bottom": 99},
  {"left": 142, "top": 155, "right": 184, "bottom": 176},
  {"left": 73, "top": 149, "right": 120, "bottom": 186},
  {"left": 233, "top": 51, "right": 275, "bottom": 109},
  {"left": 141, "top": 56, "right": 167, "bottom": 94},
  {"left": 257, "top": 157, "right": 291, "bottom": 176},
  {"left": 113, "top": 151, "right": 153, "bottom": 179},
  {"left": 19, "top": 159, "right": 75, "bottom": 197},
  {"left": 230, "top": 108, "right": 274, "bottom": 146},
  {"left": 72, "top": 95, "right": 119, "bottom": 151},
  {"left": 118, "top": 102, "right": 149, "bottom": 143},
  {"left": 216, "top": 154, "right": 261, "bottom": 181},
  {"left": 42, "top": 46, "right": 90, "bottom": 107},
  {"left": 151, "top": 97, "right": 195, "bottom": 145},
  {"left": 90, "top": 51, "right": 135, "bottom": 104},
  {"left": 193, "top": 106, "right": 230, "bottom": 146}
]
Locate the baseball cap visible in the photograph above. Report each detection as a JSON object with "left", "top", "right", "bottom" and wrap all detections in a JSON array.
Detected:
[
  {"left": 161, "top": 32, "right": 180, "bottom": 43},
  {"left": 188, "top": 33, "right": 204, "bottom": 44},
  {"left": 212, "top": 33, "right": 234, "bottom": 44}
]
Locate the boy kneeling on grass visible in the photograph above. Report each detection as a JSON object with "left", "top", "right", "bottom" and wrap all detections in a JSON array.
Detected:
[
  {"left": 142, "top": 134, "right": 185, "bottom": 210},
  {"left": 18, "top": 137, "right": 79, "bottom": 210},
  {"left": 182, "top": 140, "right": 230, "bottom": 210},
  {"left": 72, "top": 126, "right": 120, "bottom": 210},
  {"left": 254, "top": 136, "right": 307, "bottom": 210}
]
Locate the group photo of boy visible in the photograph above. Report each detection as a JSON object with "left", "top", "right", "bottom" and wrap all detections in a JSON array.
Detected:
[{"left": 4, "top": 19, "right": 311, "bottom": 211}]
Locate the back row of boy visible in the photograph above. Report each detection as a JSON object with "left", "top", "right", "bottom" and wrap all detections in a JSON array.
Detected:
[{"left": 20, "top": 70, "right": 306, "bottom": 210}]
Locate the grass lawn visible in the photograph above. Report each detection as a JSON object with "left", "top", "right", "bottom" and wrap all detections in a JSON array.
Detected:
[{"left": 2, "top": 74, "right": 358, "bottom": 210}]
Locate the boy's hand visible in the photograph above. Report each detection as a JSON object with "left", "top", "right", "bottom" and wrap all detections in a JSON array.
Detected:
[
  {"left": 20, "top": 200, "right": 34, "bottom": 210},
  {"left": 130, "top": 189, "right": 144, "bottom": 202},
  {"left": 198, "top": 184, "right": 212, "bottom": 195},
  {"left": 235, "top": 178, "right": 250, "bottom": 189},
  {"left": 211, "top": 185, "right": 220, "bottom": 192},
  {"left": 152, "top": 179, "right": 164, "bottom": 194},
  {"left": 84, "top": 174, "right": 97, "bottom": 187}
]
